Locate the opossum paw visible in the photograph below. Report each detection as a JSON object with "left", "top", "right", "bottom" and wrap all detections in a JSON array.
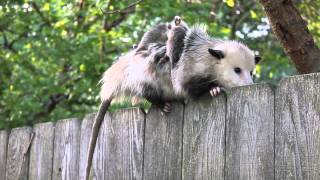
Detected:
[
  {"left": 209, "top": 86, "right": 221, "bottom": 97},
  {"left": 161, "top": 102, "right": 171, "bottom": 114}
]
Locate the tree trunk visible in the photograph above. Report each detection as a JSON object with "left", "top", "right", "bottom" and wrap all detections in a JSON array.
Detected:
[{"left": 259, "top": 0, "right": 320, "bottom": 74}]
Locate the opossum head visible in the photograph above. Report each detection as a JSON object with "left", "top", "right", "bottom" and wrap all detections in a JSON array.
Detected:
[
  {"left": 208, "top": 41, "right": 261, "bottom": 89},
  {"left": 182, "top": 26, "right": 261, "bottom": 90}
]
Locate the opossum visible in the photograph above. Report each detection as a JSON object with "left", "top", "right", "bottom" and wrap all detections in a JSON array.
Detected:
[
  {"left": 84, "top": 43, "right": 178, "bottom": 180},
  {"left": 135, "top": 23, "right": 168, "bottom": 53},
  {"left": 85, "top": 17, "right": 261, "bottom": 180},
  {"left": 166, "top": 20, "right": 261, "bottom": 98},
  {"left": 166, "top": 16, "right": 189, "bottom": 67}
]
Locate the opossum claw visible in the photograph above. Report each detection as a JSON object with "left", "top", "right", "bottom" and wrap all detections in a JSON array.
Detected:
[
  {"left": 161, "top": 102, "right": 171, "bottom": 113},
  {"left": 210, "top": 86, "right": 221, "bottom": 97}
]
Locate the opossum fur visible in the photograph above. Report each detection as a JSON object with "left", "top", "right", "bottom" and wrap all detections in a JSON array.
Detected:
[
  {"left": 169, "top": 25, "right": 261, "bottom": 99},
  {"left": 84, "top": 44, "right": 177, "bottom": 180},
  {"left": 135, "top": 23, "right": 168, "bottom": 54},
  {"left": 166, "top": 16, "right": 189, "bottom": 67}
]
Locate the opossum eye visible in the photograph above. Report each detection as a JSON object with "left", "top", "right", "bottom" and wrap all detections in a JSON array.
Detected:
[
  {"left": 208, "top": 49, "right": 224, "bottom": 59},
  {"left": 234, "top": 67, "right": 242, "bottom": 74},
  {"left": 250, "top": 71, "right": 253, "bottom": 76}
]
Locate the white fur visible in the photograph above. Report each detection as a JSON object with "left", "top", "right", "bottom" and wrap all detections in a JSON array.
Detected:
[{"left": 172, "top": 25, "right": 256, "bottom": 96}]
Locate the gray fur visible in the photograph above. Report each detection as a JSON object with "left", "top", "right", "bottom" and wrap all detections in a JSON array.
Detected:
[
  {"left": 135, "top": 23, "right": 168, "bottom": 54},
  {"left": 170, "top": 25, "right": 257, "bottom": 96},
  {"left": 166, "top": 16, "right": 189, "bottom": 67}
]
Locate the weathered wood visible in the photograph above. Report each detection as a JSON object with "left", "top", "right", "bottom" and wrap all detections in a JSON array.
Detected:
[
  {"left": 52, "top": 118, "right": 80, "bottom": 180},
  {"left": 144, "top": 103, "right": 184, "bottom": 180},
  {"left": 0, "top": 130, "right": 8, "bottom": 180},
  {"left": 6, "top": 127, "right": 32, "bottom": 180},
  {"left": 28, "top": 122, "right": 55, "bottom": 180},
  {"left": 78, "top": 113, "right": 95, "bottom": 180},
  {"left": 183, "top": 95, "right": 226, "bottom": 180},
  {"left": 91, "top": 108, "right": 145, "bottom": 180},
  {"left": 275, "top": 73, "right": 320, "bottom": 180},
  {"left": 225, "top": 84, "right": 274, "bottom": 180}
]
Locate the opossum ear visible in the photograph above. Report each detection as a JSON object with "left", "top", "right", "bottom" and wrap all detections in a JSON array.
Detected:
[
  {"left": 208, "top": 49, "right": 224, "bottom": 59},
  {"left": 254, "top": 56, "right": 262, "bottom": 64}
]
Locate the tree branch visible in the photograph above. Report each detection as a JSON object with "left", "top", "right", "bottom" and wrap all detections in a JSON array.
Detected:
[
  {"left": 101, "top": 0, "right": 143, "bottom": 14},
  {"left": 259, "top": 0, "right": 320, "bottom": 73},
  {"left": 30, "top": 2, "right": 51, "bottom": 26}
]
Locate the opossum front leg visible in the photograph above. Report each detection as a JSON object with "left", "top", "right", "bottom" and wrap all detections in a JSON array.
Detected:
[
  {"left": 143, "top": 84, "right": 172, "bottom": 113},
  {"left": 148, "top": 98, "right": 172, "bottom": 114}
]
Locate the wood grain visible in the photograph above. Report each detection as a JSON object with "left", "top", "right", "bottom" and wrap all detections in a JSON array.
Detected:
[
  {"left": 78, "top": 113, "right": 95, "bottom": 180},
  {"left": 6, "top": 127, "right": 32, "bottom": 180},
  {"left": 52, "top": 118, "right": 80, "bottom": 180},
  {"left": 144, "top": 103, "right": 184, "bottom": 180},
  {"left": 183, "top": 94, "right": 226, "bottom": 180},
  {"left": 0, "top": 130, "right": 8, "bottom": 180},
  {"left": 275, "top": 73, "right": 320, "bottom": 180},
  {"left": 28, "top": 122, "right": 55, "bottom": 180},
  {"left": 225, "top": 84, "right": 274, "bottom": 180}
]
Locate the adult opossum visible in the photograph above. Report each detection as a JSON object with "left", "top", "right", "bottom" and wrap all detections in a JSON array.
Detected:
[
  {"left": 84, "top": 43, "right": 178, "bottom": 180},
  {"left": 166, "top": 17, "right": 261, "bottom": 98},
  {"left": 85, "top": 17, "right": 261, "bottom": 180}
]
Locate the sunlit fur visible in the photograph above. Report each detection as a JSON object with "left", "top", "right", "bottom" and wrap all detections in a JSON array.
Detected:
[
  {"left": 100, "top": 47, "right": 176, "bottom": 103},
  {"left": 172, "top": 25, "right": 256, "bottom": 96}
]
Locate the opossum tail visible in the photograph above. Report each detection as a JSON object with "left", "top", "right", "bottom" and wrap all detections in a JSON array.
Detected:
[{"left": 84, "top": 99, "right": 112, "bottom": 180}]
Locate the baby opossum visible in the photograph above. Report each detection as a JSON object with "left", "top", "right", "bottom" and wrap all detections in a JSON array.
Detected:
[
  {"left": 166, "top": 20, "right": 261, "bottom": 98},
  {"left": 84, "top": 43, "right": 178, "bottom": 180},
  {"left": 135, "top": 23, "right": 168, "bottom": 53},
  {"left": 166, "top": 16, "right": 189, "bottom": 67}
]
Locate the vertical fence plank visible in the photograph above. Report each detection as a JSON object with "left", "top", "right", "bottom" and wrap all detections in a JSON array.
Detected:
[
  {"left": 225, "top": 84, "right": 274, "bottom": 180},
  {"left": 143, "top": 103, "right": 183, "bottom": 180},
  {"left": 6, "top": 127, "right": 32, "bottom": 180},
  {"left": 96, "top": 108, "right": 145, "bottom": 180},
  {"left": 79, "top": 113, "right": 95, "bottom": 180},
  {"left": 183, "top": 95, "right": 226, "bottom": 180},
  {"left": 28, "top": 122, "right": 55, "bottom": 180},
  {"left": 275, "top": 73, "right": 320, "bottom": 180},
  {"left": 52, "top": 118, "right": 80, "bottom": 180},
  {"left": 0, "top": 130, "right": 8, "bottom": 180}
]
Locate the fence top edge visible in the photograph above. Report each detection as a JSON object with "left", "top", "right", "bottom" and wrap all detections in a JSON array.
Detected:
[
  {"left": 229, "top": 82, "right": 274, "bottom": 93},
  {"left": 280, "top": 72, "right": 320, "bottom": 83},
  {"left": 10, "top": 126, "right": 32, "bottom": 133}
]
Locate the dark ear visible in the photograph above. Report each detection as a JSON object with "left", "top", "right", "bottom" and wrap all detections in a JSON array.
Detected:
[
  {"left": 208, "top": 48, "right": 224, "bottom": 59},
  {"left": 254, "top": 56, "right": 262, "bottom": 64}
]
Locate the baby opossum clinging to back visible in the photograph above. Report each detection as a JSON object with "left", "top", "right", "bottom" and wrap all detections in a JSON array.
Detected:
[
  {"left": 85, "top": 16, "right": 261, "bottom": 180},
  {"left": 166, "top": 16, "right": 261, "bottom": 98}
]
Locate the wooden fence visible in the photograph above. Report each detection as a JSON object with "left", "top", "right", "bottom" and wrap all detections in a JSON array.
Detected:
[{"left": 0, "top": 73, "right": 319, "bottom": 180}]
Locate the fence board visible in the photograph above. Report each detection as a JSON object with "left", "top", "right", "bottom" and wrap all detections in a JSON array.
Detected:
[
  {"left": 79, "top": 113, "right": 95, "bottom": 180},
  {"left": 275, "top": 73, "right": 320, "bottom": 180},
  {"left": 0, "top": 130, "right": 8, "bottom": 180},
  {"left": 52, "top": 118, "right": 80, "bottom": 180},
  {"left": 96, "top": 108, "right": 145, "bottom": 180},
  {"left": 28, "top": 122, "right": 55, "bottom": 180},
  {"left": 183, "top": 95, "right": 226, "bottom": 180},
  {"left": 225, "top": 84, "right": 274, "bottom": 180},
  {"left": 144, "top": 103, "right": 184, "bottom": 180},
  {"left": 6, "top": 127, "right": 32, "bottom": 180}
]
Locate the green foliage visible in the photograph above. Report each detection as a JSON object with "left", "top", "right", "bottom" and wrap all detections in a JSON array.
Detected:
[{"left": 0, "top": 0, "right": 317, "bottom": 129}]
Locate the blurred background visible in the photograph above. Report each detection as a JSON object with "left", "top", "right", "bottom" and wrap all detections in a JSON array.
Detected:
[{"left": 0, "top": 0, "right": 319, "bottom": 129}]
